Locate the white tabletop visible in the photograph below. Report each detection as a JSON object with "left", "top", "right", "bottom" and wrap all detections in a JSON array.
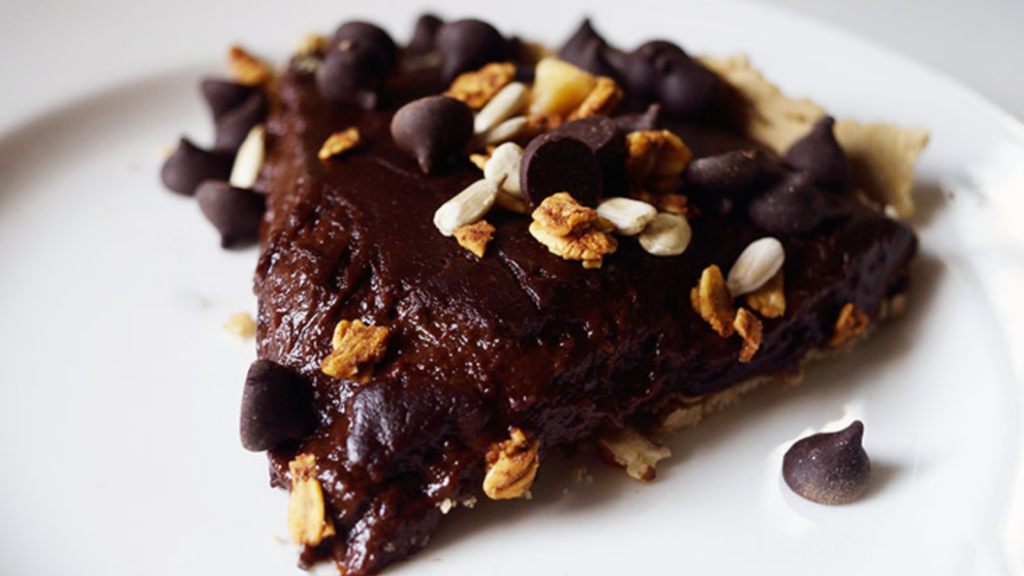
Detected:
[{"left": 746, "top": 0, "right": 1024, "bottom": 122}]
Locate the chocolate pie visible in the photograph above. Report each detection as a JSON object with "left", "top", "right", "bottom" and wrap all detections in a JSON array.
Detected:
[{"left": 162, "top": 15, "right": 928, "bottom": 575}]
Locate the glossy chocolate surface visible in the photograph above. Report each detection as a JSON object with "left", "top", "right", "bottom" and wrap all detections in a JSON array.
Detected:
[{"left": 250, "top": 43, "right": 916, "bottom": 575}]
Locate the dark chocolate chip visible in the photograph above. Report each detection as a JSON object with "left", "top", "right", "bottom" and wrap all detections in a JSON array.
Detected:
[
  {"left": 436, "top": 19, "right": 507, "bottom": 82},
  {"left": 160, "top": 138, "right": 233, "bottom": 196},
  {"left": 213, "top": 93, "right": 268, "bottom": 153},
  {"left": 195, "top": 180, "right": 266, "bottom": 248},
  {"left": 783, "top": 116, "right": 849, "bottom": 192},
  {"left": 748, "top": 170, "right": 826, "bottom": 235},
  {"left": 655, "top": 56, "right": 720, "bottom": 121},
  {"left": 622, "top": 40, "right": 688, "bottom": 103},
  {"left": 390, "top": 95, "right": 474, "bottom": 174},
  {"left": 783, "top": 421, "right": 871, "bottom": 505},
  {"left": 520, "top": 132, "right": 604, "bottom": 208},
  {"left": 685, "top": 150, "right": 764, "bottom": 195},
  {"left": 332, "top": 21, "right": 397, "bottom": 70},
  {"left": 553, "top": 116, "right": 626, "bottom": 195},
  {"left": 316, "top": 39, "right": 390, "bottom": 109},
  {"left": 200, "top": 79, "right": 258, "bottom": 121},
  {"left": 239, "top": 359, "right": 315, "bottom": 452},
  {"left": 407, "top": 13, "right": 443, "bottom": 56},
  {"left": 558, "top": 18, "right": 605, "bottom": 64},
  {"left": 614, "top": 103, "right": 662, "bottom": 132}
]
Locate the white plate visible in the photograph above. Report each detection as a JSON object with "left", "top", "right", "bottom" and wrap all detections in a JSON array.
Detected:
[{"left": 1, "top": 1, "right": 1022, "bottom": 575}]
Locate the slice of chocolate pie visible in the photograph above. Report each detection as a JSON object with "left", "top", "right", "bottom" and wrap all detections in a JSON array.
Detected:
[{"left": 163, "top": 15, "right": 927, "bottom": 575}]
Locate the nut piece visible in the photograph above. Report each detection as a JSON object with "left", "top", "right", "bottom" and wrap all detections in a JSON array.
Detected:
[
  {"left": 445, "top": 62, "right": 516, "bottom": 109},
  {"left": 597, "top": 197, "right": 657, "bottom": 236},
  {"left": 318, "top": 127, "right": 361, "bottom": 161},
  {"left": 229, "top": 124, "right": 266, "bottom": 188},
  {"left": 474, "top": 82, "right": 530, "bottom": 135},
  {"left": 468, "top": 153, "right": 490, "bottom": 171},
  {"left": 597, "top": 427, "right": 671, "bottom": 482},
  {"left": 690, "top": 264, "right": 736, "bottom": 337},
  {"left": 733, "top": 307, "right": 763, "bottom": 363},
  {"left": 223, "top": 311, "right": 257, "bottom": 340},
  {"left": 746, "top": 269, "right": 786, "bottom": 318},
  {"left": 528, "top": 57, "right": 597, "bottom": 117},
  {"left": 483, "top": 142, "right": 524, "bottom": 195},
  {"left": 287, "top": 454, "right": 336, "bottom": 546},
  {"left": 453, "top": 220, "right": 496, "bottom": 258},
  {"left": 528, "top": 193, "right": 618, "bottom": 268},
  {"left": 475, "top": 115, "right": 529, "bottom": 148},
  {"left": 320, "top": 319, "right": 390, "bottom": 383},
  {"left": 434, "top": 179, "right": 499, "bottom": 236},
  {"left": 228, "top": 45, "right": 274, "bottom": 86},
  {"left": 625, "top": 130, "right": 693, "bottom": 192},
  {"left": 566, "top": 76, "right": 625, "bottom": 121},
  {"left": 483, "top": 428, "right": 540, "bottom": 500},
  {"left": 638, "top": 212, "right": 692, "bottom": 256},
  {"left": 727, "top": 237, "right": 785, "bottom": 297},
  {"left": 632, "top": 190, "right": 698, "bottom": 218},
  {"left": 829, "top": 303, "right": 869, "bottom": 347}
]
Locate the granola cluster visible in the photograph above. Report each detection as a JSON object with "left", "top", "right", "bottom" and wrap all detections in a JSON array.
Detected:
[{"left": 528, "top": 193, "right": 618, "bottom": 268}]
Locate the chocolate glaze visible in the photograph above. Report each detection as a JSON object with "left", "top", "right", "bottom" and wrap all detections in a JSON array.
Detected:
[{"left": 251, "top": 50, "right": 915, "bottom": 575}]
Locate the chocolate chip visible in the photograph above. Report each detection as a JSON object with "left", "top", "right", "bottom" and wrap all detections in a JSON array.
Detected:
[
  {"left": 160, "top": 138, "right": 233, "bottom": 196},
  {"left": 213, "top": 93, "right": 268, "bottom": 153},
  {"left": 748, "top": 171, "right": 826, "bottom": 235},
  {"left": 390, "top": 95, "right": 474, "bottom": 174},
  {"left": 655, "top": 56, "right": 720, "bottom": 121},
  {"left": 407, "top": 13, "right": 443, "bottom": 56},
  {"left": 436, "top": 19, "right": 507, "bottom": 82},
  {"left": 316, "top": 39, "right": 391, "bottom": 109},
  {"left": 240, "top": 359, "right": 315, "bottom": 452},
  {"left": 520, "top": 132, "right": 604, "bottom": 208},
  {"left": 783, "top": 116, "right": 849, "bottom": 192},
  {"left": 201, "top": 79, "right": 258, "bottom": 121},
  {"left": 614, "top": 103, "right": 662, "bottom": 132},
  {"left": 195, "top": 180, "right": 266, "bottom": 248},
  {"left": 553, "top": 116, "right": 626, "bottom": 195},
  {"left": 783, "top": 421, "right": 871, "bottom": 505},
  {"left": 558, "top": 20, "right": 622, "bottom": 80},
  {"left": 685, "top": 150, "right": 764, "bottom": 195},
  {"left": 622, "top": 40, "right": 688, "bottom": 104},
  {"left": 332, "top": 21, "right": 397, "bottom": 70}
]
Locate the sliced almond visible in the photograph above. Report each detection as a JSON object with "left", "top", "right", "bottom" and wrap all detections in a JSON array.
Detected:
[
  {"left": 474, "top": 82, "right": 529, "bottom": 135},
  {"left": 638, "top": 212, "right": 691, "bottom": 256},
  {"left": 483, "top": 142, "right": 524, "bottom": 196},
  {"left": 229, "top": 124, "right": 265, "bottom": 189},
  {"left": 287, "top": 454, "right": 335, "bottom": 546},
  {"left": 434, "top": 179, "right": 498, "bottom": 236},
  {"left": 597, "top": 197, "right": 658, "bottom": 236},
  {"left": 726, "top": 237, "right": 785, "bottom": 297}
]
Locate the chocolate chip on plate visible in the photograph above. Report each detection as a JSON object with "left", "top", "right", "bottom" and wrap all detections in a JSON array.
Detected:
[
  {"left": 748, "top": 170, "right": 826, "bottom": 235},
  {"left": 783, "top": 421, "right": 872, "bottom": 505},
  {"left": 240, "top": 359, "right": 316, "bottom": 452},
  {"left": 685, "top": 149, "right": 764, "bottom": 195},
  {"left": 332, "top": 20, "right": 398, "bottom": 70},
  {"left": 316, "top": 39, "right": 391, "bottom": 109},
  {"left": 160, "top": 138, "right": 233, "bottom": 196},
  {"left": 520, "top": 132, "right": 604, "bottom": 208},
  {"left": 390, "top": 95, "right": 474, "bottom": 174},
  {"left": 200, "top": 79, "right": 259, "bottom": 121},
  {"left": 783, "top": 116, "right": 850, "bottom": 192},
  {"left": 213, "top": 93, "right": 267, "bottom": 153},
  {"left": 614, "top": 103, "right": 662, "bottom": 132},
  {"left": 553, "top": 116, "right": 626, "bottom": 195},
  {"left": 436, "top": 19, "right": 507, "bottom": 82},
  {"left": 195, "top": 180, "right": 266, "bottom": 248},
  {"left": 655, "top": 56, "right": 720, "bottom": 121},
  {"left": 407, "top": 13, "right": 444, "bottom": 56}
]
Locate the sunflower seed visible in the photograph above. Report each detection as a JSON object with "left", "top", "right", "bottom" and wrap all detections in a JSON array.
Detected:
[
  {"left": 229, "top": 124, "right": 265, "bottom": 188},
  {"left": 597, "top": 197, "right": 657, "bottom": 236},
  {"left": 483, "top": 142, "right": 524, "bottom": 196},
  {"left": 727, "top": 237, "right": 785, "bottom": 296},
  {"left": 474, "top": 82, "right": 529, "bottom": 135},
  {"left": 638, "top": 212, "right": 691, "bottom": 256},
  {"left": 434, "top": 179, "right": 498, "bottom": 236},
  {"left": 478, "top": 115, "right": 528, "bottom": 147}
]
